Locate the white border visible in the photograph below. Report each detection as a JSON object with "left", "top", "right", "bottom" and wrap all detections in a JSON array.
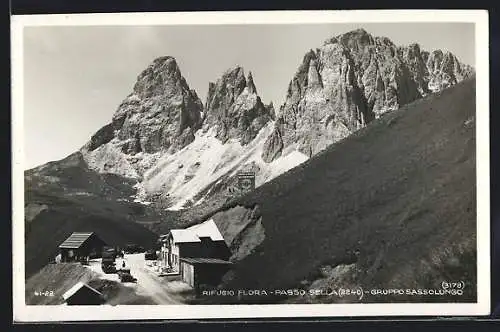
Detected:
[{"left": 11, "top": 10, "right": 490, "bottom": 322}]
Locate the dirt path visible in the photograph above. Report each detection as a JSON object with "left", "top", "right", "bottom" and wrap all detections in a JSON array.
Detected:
[
  {"left": 86, "top": 253, "right": 183, "bottom": 304},
  {"left": 125, "top": 253, "right": 182, "bottom": 304}
]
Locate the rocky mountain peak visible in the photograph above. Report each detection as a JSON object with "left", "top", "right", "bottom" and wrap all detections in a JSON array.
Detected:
[
  {"left": 224, "top": 66, "right": 247, "bottom": 96},
  {"left": 337, "top": 28, "right": 375, "bottom": 51},
  {"left": 324, "top": 28, "right": 372, "bottom": 46},
  {"left": 406, "top": 43, "right": 422, "bottom": 55},
  {"left": 132, "top": 56, "right": 187, "bottom": 99},
  {"left": 426, "top": 49, "right": 474, "bottom": 91},
  {"left": 262, "top": 29, "right": 475, "bottom": 162},
  {"left": 247, "top": 71, "right": 257, "bottom": 94},
  {"left": 82, "top": 55, "right": 203, "bottom": 162},
  {"left": 398, "top": 43, "right": 430, "bottom": 95},
  {"left": 203, "top": 66, "right": 272, "bottom": 145}
]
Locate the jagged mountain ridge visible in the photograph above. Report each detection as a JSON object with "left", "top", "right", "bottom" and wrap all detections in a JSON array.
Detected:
[
  {"left": 34, "top": 29, "right": 473, "bottom": 212},
  {"left": 80, "top": 60, "right": 302, "bottom": 209},
  {"left": 203, "top": 67, "right": 272, "bottom": 145},
  {"left": 263, "top": 28, "right": 474, "bottom": 159},
  {"left": 89, "top": 56, "right": 203, "bottom": 156}
]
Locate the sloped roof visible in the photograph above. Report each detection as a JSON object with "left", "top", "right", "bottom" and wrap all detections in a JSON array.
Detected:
[
  {"left": 169, "top": 219, "right": 224, "bottom": 243},
  {"left": 187, "top": 219, "right": 225, "bottom": 241},
  {"left": 170, "top": 229, "right": 200, "bottom": 243},
  {"left": 59, "top": 232, "right": 96, "bottom": 249},
  {"left": 62, "top": 281, "right": 103, "bottom": 301}
]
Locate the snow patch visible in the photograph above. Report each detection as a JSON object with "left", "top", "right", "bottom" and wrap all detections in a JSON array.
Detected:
[
  {"left": 67, "top": 191, "right": 94, "bottom": 197},
  {"left": 139, "top": 121, "right": 309, "bottom": 211},
  {"left": 133, "top": 197, "right": 152, "bottom": 205}
]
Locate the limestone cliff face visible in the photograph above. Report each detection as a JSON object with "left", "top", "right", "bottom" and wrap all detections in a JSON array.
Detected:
[
  {"left": 84, "top": 56, "right": 203, "bottom": 156},
  {"left": 73, "top": 29, "right": 473, "bottom": 208},
  {"left": 262, "top": 29, "right": 474, "bottom": 161},
  {"left": 261, "top": 121, "right": 284, "bottom": 163},
  {"left": 203, "top": 66, "right": 272, "bottom": 145},
  {"left": 424, "top": 50, "right": 475, "bottom": 92}
]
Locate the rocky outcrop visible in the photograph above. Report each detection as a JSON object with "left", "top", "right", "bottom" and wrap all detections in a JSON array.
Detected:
[
  {"left": 84, "top": 56, "right": 203, "bottom": 155},
  {"left": 87, "top": 123, "right": 115, "bottom": 151},
  {"left": 262, "top": 28, "right": 474, "bottom": 161},
  {"left": 425, "top": 50, "right": 474, "bottom": 92},
  {"left": 398, "top": 43, "right": 431, "bottom": 95},
  {"left": 265, "top": 102, "right": 276, "bottom": 120},
  {"left": 266, "top": 42, "right": 373, "bottom": 158},
  {"left": 261, "top": 122, "right": 284, "bottom": 163},
  {"left": 203, "top": 66, "right": 272, "bottom": 145}
]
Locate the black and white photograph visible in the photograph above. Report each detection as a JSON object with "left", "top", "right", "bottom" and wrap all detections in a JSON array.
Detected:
[{"left": 11, "top": 10, "right": 490, "bottom": 321}]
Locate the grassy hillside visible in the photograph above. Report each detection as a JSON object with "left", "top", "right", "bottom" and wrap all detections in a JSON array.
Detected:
[
  {"left": 24, "top": 152, "right": 159, "bottom": 278},
  {"left": 25, "top": 263, "right": 97, "bottom": 305},
  {"left": 205, "top": 78, "right": 477, "bottom": 303},
  {"left": 25, "top": 263, "right": 155, "bottom": 305}
]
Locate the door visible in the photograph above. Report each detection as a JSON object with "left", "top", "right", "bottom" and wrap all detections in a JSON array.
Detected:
[{"left": 182, "top": 263, "right": 194, "bottom": 287}]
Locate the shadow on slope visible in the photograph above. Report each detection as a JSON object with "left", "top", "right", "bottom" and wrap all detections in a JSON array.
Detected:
[
  {"left": 26, "top": 263, "right": 155, "bottom": 305},
  {"left": 202, "top": 78, "right": 477, "bottom": 303},
  {"left": 25, "top": 263, "right": 98, "bottom": 305}
]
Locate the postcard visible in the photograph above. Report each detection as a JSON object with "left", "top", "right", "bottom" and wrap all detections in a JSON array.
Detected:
[{"left": 11, "top": 9, "right": 490, "bottom": 321}]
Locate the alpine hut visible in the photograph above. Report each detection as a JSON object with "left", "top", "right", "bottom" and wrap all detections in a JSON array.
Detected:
[
  {"left": 58, "top": 232, "right": 107, "bottom": 263},
  {"left": 62, "top": 282, "right": 105, "bottom": 305},
  {"left": 159, "top": 219, "right": 232, "bottom": 288}
]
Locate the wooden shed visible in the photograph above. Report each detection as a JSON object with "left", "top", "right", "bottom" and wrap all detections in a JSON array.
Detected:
[
  {"left": 62, "top": 282, "right": 105, "bottom": 305},
  {"left": 179, "top": 257, "right": 232, "bottom": 289},
  {"left": 58, "top": 232, "right": 107, "bottom": 263}
]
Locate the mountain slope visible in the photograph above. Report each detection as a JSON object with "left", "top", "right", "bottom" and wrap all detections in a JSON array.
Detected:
[
  {"left": 203, "top": 78, "right": 476, "bottom": 303},
  {"left": 24, "top": 152, "right": 159, "bottom": 278},
  {"left": 81, "top": 56, "right": 204, "bottom": 180},
  {"left": 25, "top": 263, "right": 98, "bottom": 305}
]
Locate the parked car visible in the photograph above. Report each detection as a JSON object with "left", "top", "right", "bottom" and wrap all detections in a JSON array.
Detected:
[
  {"left": 79, "top": 257, "right": 90, "bottom": 265},
  {"left": 102, "top": 246, "right": 117, "bottom": 259},
  {"left": 101, "top": 247, "right": 117, "bottom": 273},
  {"left": 144, "top": 250, "right": 157, "bottom": 261},
  {"left": 102, "top": 262, "right": 116, "bottom": 274},
  {"left": 124, "top": 243, "right": 145, "bottom": 254}
]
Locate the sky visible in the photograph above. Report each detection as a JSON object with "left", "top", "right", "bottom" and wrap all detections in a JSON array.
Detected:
[{"left": 22, "top": 23, "right": 475, "bottom": 169}]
